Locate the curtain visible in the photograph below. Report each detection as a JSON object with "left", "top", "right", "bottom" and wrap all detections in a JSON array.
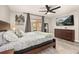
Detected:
[
  {"left": 25, "top": 13, "right": 44, "bottom": 32},
  {"left": 41, "top": 16, "right": 44, "bottom": 32},
  {"left": 25, "top": 13, "right": 31, "bottom": 32}
]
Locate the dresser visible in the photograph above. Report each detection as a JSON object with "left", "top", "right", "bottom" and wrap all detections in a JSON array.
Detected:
[{"left": 55, "top": 29, "right": 75, "bottom": 42}]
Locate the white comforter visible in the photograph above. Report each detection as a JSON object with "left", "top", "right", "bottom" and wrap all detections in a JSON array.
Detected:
[{"left": 0, "top": 32, "right": 53, "bottom": 52}]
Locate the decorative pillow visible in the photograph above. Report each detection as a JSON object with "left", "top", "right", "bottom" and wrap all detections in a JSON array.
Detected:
[
  {"left": 15, "top": 30, "right": 24, "bottom": 38},
  {"left": 19, "top": 30, "right": 25, "bottom": 35},
  {"left": 3, "top": 30, "right": 18, "bottom": 42}
]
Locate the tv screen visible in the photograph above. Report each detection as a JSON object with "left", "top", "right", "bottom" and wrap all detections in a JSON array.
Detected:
[{"left": 56, "top": 15, "right": 74, "bottom": 26}]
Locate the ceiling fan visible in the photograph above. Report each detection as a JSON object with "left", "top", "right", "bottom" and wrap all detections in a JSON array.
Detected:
[{"left": 39, "top": 5, "right": 61, "bottom": 14}]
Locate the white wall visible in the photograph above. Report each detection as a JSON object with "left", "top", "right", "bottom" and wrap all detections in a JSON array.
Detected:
[
  {"left": 10, "top": 11, "right": 27, "bottom": 32},
  {"left": 48, "top": 10, "right": 79, "bottom": 42},
  {"left": 0, "top": 5, "right": 10, "bottom": 23},
  {"left": 44, "top": 17, "right": 53, "bottom": 33}
]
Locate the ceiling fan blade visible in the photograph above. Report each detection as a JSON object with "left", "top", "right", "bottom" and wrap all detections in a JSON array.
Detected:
[
  {"left": 51, "top": 6, "right": 61, "bottom": 10},
  {"left": 51, "top": 11, "right": 56, "bottom": 13},
  {"left": 45, "top": 5, "right": 50, "bottom": 11},
  {"left": 39, "top": 10, "right": 47, "bottom": 12}
]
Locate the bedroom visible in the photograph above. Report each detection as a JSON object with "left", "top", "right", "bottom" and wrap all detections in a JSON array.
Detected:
[{"left": 0, "top": 5, "right": 79, "bottom": 54}]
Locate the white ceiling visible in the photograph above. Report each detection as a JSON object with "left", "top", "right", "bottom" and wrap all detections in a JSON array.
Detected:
[{"left": 8, "top": 5, "right": 79, "bottom": 17}]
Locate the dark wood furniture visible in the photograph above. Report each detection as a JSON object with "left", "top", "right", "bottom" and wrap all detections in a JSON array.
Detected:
[{"left": 55, "top": 29, "right": 75, "bottom": 42}]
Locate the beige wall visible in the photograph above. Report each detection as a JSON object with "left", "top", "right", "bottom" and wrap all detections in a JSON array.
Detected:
[
  {"left": 0, "top": 5, "right": 10, "bottom": 23},
  {"left": 44, "top": 17, "right": 52, "bottom": 33}
]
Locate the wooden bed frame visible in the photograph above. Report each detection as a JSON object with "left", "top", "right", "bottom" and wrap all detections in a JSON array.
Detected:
[
  {"left": 24, "top": 39, "right": 56, "bottom": 54},
  {"left": 0, "top": 21, "right": 56, "bottom": 54},
  {"left": 14, "top": 39, "right": 56, "bottom": 54},
  {"left": 0, "top": 39, "right": 56, "bottom": 54}
]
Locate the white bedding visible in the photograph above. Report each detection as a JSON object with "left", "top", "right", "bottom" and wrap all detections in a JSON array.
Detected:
[{"left": 0, "top": 31, "right": 53, "bottom": 52}]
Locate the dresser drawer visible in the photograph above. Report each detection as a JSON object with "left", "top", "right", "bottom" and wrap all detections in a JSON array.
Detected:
[{"left": 55, "top": 29, "right": 75, "bottom": 42}]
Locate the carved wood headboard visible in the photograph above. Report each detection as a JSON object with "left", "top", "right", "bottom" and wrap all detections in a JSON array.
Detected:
[{"left": 0, "top": 21, "right": 10, "bottom": 32}]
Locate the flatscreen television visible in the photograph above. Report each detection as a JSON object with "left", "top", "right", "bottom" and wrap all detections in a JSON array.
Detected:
[{"left": 56, "top": 15, "right": 74, "bottom": 26}]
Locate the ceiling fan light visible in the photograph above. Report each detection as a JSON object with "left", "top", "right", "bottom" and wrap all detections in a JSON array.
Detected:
[{"left": 47, "top": 12, "right": 52, "bottom": 14}]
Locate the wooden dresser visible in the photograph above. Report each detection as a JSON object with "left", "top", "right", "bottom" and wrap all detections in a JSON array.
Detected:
[{"left": 55, "top": 29, "right": 75, "bottom": 42}]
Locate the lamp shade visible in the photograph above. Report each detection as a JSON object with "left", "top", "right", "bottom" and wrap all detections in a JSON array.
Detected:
[{"left": 11, "top": 24, "right": 16, "bottom": 31}]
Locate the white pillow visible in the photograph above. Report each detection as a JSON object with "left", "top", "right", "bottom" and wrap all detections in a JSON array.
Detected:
[
  {"left": 0, "top": 32, "right": 8, "bottom": 46},
  {"left": 3, "top": 30, "right": 18, "bottom": 42}
]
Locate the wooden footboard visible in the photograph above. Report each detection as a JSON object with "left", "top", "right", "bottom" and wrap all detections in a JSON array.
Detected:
[
  {"left": 0, "top": 50, "right": 14, "bottom": 54},
  {"left": 24, "top": 39, "right": 56, "bottom": 54},
  {"left": 24, "top": 42, "right": 56, "bottom": 54},
  {"left": 0, "top": 39, "right": 56, "bottom": 54}
]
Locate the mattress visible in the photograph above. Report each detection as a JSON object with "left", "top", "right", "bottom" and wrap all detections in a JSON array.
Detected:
[{"left": 0, "top": 32, "right": 53, "bottom": 52}]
